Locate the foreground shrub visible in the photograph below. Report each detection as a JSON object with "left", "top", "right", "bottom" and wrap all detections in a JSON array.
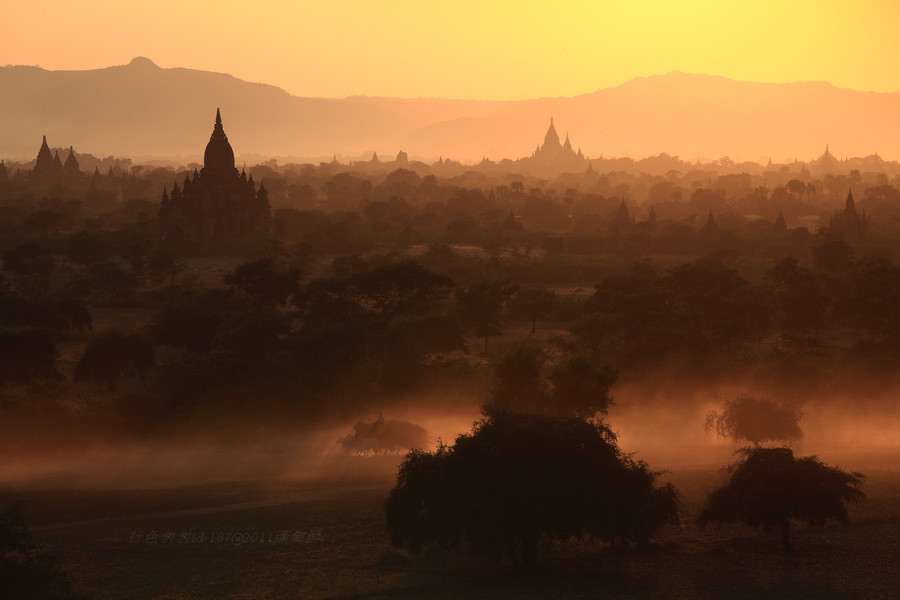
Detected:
[
  {"left": 0, "top": 504, "right": 88, "bottom": 600},
  {"left": 385, "top": 413, "right": 678, "bottom": 566}
]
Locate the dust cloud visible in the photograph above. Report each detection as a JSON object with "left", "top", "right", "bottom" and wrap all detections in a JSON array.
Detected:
[{"left": 1, "top": 378, "right": 897, "bottom": 492}]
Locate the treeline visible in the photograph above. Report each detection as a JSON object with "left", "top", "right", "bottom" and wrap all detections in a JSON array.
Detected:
[
  {"left": 4, "top": 228, "right": 900, "bottom": 434},
  {"left": 8, "top": 157, "right": 900, "bottom": 249}
]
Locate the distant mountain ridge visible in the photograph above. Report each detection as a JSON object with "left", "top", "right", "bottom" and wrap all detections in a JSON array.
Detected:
[{"left": 1, "top": 58, "right": 899, "bottom": 163}]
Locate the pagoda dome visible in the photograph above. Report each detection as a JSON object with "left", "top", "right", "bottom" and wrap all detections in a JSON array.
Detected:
[{"left": 203, "top": 108, "right": 235, "bottom": 171}]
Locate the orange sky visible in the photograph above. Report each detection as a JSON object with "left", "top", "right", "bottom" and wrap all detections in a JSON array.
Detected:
[{"left": 3, "top": 1, "right": 900, "bottom": 99}]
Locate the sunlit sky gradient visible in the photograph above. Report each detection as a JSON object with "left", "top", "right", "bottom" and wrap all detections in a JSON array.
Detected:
[{"left": 4, "top": 0, "right": 900, "bottom": 99}]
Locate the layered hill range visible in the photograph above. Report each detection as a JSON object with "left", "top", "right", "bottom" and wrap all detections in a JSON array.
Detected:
[{"left": 2, "top": 57, "right": 899, "bottom": 163}]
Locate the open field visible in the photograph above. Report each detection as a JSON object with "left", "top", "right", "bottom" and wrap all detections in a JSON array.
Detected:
[{"left": 3, "top": 453, "right": 898, "bottom": 600}]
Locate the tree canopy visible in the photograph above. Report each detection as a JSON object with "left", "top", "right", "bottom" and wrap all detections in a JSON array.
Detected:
[
  {"left": 705, "top": 395, "right": 803, "bottom": 446},
  {"left": 698, "top": 447, "right": 864, "bottom": 551},
  {"left": 456, "top": 280, "right": 518, "bottom": 354},
  {"left": 385, "top": 413, "right": 678, "bottom": 566},
  {"left": 223, "top": 257, "right": 302, "bottom": 308},
  {"left": 74, "top": 330, "right": 155, "bottom": 390},
  {"left": 486, "top": 347, "right": 617, "bottom": 418}
]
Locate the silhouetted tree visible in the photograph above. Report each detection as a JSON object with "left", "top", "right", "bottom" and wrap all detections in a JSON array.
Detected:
[
  {"left": 784, "top": 179, "right": 806, "bottom": 202},
  {"left": 698, "top": 447, "right": 864, "bottom": 551},
  {"left": 549, "top": 355, "right": 617, "bottom": 418},
  {"left": 0, "top": 329, "right": 61, "bottom": 386},
  {"left": 385, "top": 414, "right": 678, "bottom": 566},
  {"left": 2, "top": 242, "right": 55, "bottom": 279},
  {"left": 768, "top": 256, "right": 827, "bottom": 336},
  {"left": 223, "top": 257, "right": 302, "bottom": 307},
  {"left": 350, "top": 260, "right": 455, "bottom": 322},
  {"left": 149, "top": 289, "right": 238, "bottom": 353},
  {"left": 370, "top": 315, "right": 466, "bottom": 392},
  {"left": 486, "top": 349, "right": 617, "bottom": 418},
  {"left": 813, "top": 239, "right": 854, "bottom": 272},
  {"left": 485, "top": 345, "right": 547, "bottom": 415},
  {"left": 0, "top": 283, "right": 91, "bottom": 332},
  {"left": 705, "top": 395, "right": 802, "bottom": 446},
  {"left": 298, "top": 308, "right": 367, "bottom": 360},
  {"left": 23, "top": 209, "right": 67, "bottom": 236},
  {"left": 839, "top": 255, "right": 900, "bottom": 336},
  {"left": 296, "top": 277, "right": 369, "bottom": 325},
  {"left": 74, "top": 331, "right": 154, "bottom": 390},
  {"left": 457, "top": 280, "right": 518, "bottom": 354},
  {"left": 146, "top": 249, "right": 185, "bottom": 285},
  {"left": 88, "top": 259, "right": 138, "bottom": 304},
  {"left": 65, "top": 230, "right": 109, "bottom": 266},
  {"left": 509, "top": 286, "right": 558, "bottom": 333}
]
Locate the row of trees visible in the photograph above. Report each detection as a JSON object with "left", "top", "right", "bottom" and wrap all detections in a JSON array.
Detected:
[
  {"left": 8, "top": 239, "right": 900, "bottom": 410},
  {"left": 570, "top": 242, "right": 900, "bottom": 372},
  {"left": 385, "top": 363, "right": 864, "bottom": 565}
]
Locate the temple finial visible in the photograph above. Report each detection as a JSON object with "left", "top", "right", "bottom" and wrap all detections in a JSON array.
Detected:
[{"left": 216, "top": 108, "right": 222, "bottom": 125}]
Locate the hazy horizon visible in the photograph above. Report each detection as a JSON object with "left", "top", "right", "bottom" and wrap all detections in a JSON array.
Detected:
[{"left": 4, "top": 57, "right": 900, "bottom": 164}]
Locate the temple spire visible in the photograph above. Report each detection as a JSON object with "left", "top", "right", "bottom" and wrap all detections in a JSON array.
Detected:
[
  {"left": 702, "top": 209, "right": 718, "bottom": 234},
  {"left": 204, "top": 107, "right": 234, "bottom": 170},
  {"left": 543, "top": 117, "right": 560, "bottom": 148},
  {"left": 64, "top": 146, "right": 80, "bottom": 174},
  {"left": 33, "top": 134, "right": 56, "bottom": 178},
  {"left": 211, "top": 108, "right": 227, "bottom": 140},
  {"left": 775, "top": 209, "right": 786, "bottom": 231}
]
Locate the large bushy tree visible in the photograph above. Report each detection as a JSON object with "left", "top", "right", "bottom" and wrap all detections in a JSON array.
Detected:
[
  {"left": 698, "top": 447, "right": 864, "bottom": 551},
  {"left": 385, "top": 413, "right": 678, "bottom": 566},
  {"left": 224, "top": 257, "right": 302, "bottom": 308},
  {"left": 149, "top": 289, "right": 239, "bottom": 354},
  {"left": 74, "top": 330, "right": 154, "bottom": 390},
  {"left": 486, "top": 347, "right": 617, "bottom": 418},
  {"left": 456, "top": 280, "right": 518, "bottom": 354}
]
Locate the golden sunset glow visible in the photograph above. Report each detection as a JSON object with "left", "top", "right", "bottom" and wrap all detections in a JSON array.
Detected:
[{"left": 4, "top": 0, "right": 900, "bottom": 99}]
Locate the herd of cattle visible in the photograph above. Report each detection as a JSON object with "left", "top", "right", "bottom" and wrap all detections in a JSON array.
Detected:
[{"left": 339, "top": 415, "right": 429, "bottom": 455}]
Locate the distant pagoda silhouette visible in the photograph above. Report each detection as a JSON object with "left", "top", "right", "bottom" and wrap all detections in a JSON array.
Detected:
[
  {"left": 159, "top": 109, "right": 271, "bottom": 237},
  {"left": 829, "top": 189, "right": 870, "bottom": 240},
  {"left": 611, "top": 198, "right": 635, "bottom": 235},
  {"left": 29, "top": 136, "right": 84, "bottom": 189},
  {"left": 32, "top": 136, "right": 60, "bottom": 180},
  {"left": 811, "top": 145, "right": 842, "bottom": 175},
  {"left": 527, "top": 118, "right": 587, "bottom": 172}
]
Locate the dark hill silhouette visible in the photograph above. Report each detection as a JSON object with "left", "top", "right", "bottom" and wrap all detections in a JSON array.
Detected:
[{"left": 2, "top": 59, "right": 900, "bottom": 162}]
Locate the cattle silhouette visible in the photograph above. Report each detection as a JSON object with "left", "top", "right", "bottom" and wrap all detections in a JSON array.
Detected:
[{"left": 340, "top": 414, "right": 428, "bottom": 455}]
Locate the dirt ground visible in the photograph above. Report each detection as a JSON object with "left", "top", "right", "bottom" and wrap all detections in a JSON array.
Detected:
[{"left": 2, "top": 455, "right": 898, "bottom": 600}]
